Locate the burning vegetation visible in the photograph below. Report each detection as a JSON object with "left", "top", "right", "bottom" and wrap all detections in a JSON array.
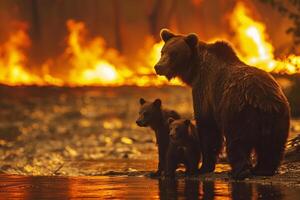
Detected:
[{"left": 0, "top": 2, "right": 299, "bottom": 86}]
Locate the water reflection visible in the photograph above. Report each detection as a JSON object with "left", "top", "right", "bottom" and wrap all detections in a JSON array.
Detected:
[
  {"left": 0, "top": 175, "right": 298, "bottom": 199},
  {"left": 158, "top": 179, "right": 218, "bottom": 200},
  {"left": 0, "top": 175, "right": 70, "bottom": 200},
  {"left": 158, "top": 178, "right": 289, "bottom": 200}
]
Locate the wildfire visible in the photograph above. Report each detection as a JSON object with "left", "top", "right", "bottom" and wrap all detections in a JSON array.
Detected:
[
  {"left": 230, "top": 2, "right": 300, "bottom": 74},
  {"left": 136, "top": 38, "right": 182, "bottom": 86},
  {"left": 0, "top": 2, "right": 299, "bottom": 86},
  {"left": 0, "top": 23, "right": 43, "bottom": 86},
  {"left": 65, "top": 20, "right": 126, "bottom": 86}
]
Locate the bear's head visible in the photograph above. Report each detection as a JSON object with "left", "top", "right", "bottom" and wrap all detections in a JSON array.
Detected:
[
  {"left": 136, "top": 98, "right": 162, "bottom": 127},
  {"left": 168, "top": 118, "right": 191, "bottom": 145},
  {"left": 154, "top": 29, "right": 199, "bottom": 81}
]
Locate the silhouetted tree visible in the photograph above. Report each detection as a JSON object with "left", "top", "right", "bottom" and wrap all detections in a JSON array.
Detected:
[
  {"left": 148, "top": 0, "right": 177, "bottom": 40},
  {"left": 113, "top": 0, "right": 123, "bottom": 52},
  {"left": 148, "top": 0, "right": 161, "bottom": 37},
  {"left": 30, "top": 0, "right": 40, "bottom": 41},
  {"left": 259, "top": 0, "right": 300, "bottom": 49}
]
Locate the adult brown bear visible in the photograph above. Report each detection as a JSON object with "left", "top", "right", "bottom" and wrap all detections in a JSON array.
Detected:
[{"left": 154, "top": 29, "right": 290, "bottom": 179}]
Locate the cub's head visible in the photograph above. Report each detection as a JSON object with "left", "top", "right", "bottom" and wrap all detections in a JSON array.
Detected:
[
  {"left": 154, "top": 29, "right": 199, "bottom": 80},
  {"left": 168, "top": 118, "right": 191, "bottom": 144},
  {"left": 136, "top": 98, "right": 162, "bottom": 127}
]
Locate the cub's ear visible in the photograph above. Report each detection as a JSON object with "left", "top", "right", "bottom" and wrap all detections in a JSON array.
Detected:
[
  {"left": 139, "top": 98, "right": 146, "bottom": 105},
  {"left": 168, "top": 117, "right": 175, "bottom": 124},
  {"left": 153, "top": 98, "right": 162, "bottom": 108},
  {"left": 184, "top": 33, "right": 198, "bottom": 48},
  {"left": 184, "top": 119, "right": 190, "bottom": 126},
  {"left": 160, "top": 29, "right": 175, "bottom": 42}
]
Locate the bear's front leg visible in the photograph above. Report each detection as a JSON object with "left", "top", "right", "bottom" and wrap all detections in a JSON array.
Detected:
[
  {"left": 197, "top": 120, "right": 222, "bottom": 174},
  {"left": 165, "top": 143, "right": 178, "bottom": 178},
  {"left": 149, "top": 170, "right": 162, "bottom": 178},
  {"left": 150, "top": 142, "right": 168, "bottom": 177},
  {"left": 184, "top": 149, "right": 199, "bottom": 176},
  {"left": 192, "top": 89, "right": 221, "bottom": 174}
]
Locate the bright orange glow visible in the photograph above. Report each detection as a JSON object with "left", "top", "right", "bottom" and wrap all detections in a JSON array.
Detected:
[
  {"left": 230, "top": 2, "right": 300, "bottom": 74},
  {"left": 64, "top": 20, "right": 182, "bottom": 86},
  {"left": 0, "top": 4, "right": 299, "bottom": 86},
  {"left": 0, "top": 24, "right": 43, "bottom": 86},
  {"left": 65, "top": 20, "right": 125, "bottom": 86},
  {"left": 137, "top": 37, "right": 183, "bottom": 86}
]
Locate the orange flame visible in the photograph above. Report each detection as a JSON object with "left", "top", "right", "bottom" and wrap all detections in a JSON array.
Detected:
[
  {"left": 0, "top": 3, "right": 299, "bottom": 87},
  {"left": 63, "top": 21, "right": 181, "bottom": 86},
  {"left": 230, "top": 2, "right": 300, "bottom": 74},
  {"left": 0, "top": 23, "right": 43, "bottom": 85},
  {"left": 65, "top": 20, "right": 127, "bottom": 86}
]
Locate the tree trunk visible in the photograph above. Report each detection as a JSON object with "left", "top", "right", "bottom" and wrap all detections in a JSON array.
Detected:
[
  {"left": 30, "top": 0, "right": 40, "bottom": 41},
  {"left": 148, "top": 0, "right": 177, "bottom": 41},
  {"left": 113, "top": 0, "right": 123, "bottom": 52},
  {"left": 148, "top": 0, "right": 161, "bottom": 40}
]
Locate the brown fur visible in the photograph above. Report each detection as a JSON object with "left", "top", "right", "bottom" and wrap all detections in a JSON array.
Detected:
[
  {"left": 155, "top": 29, "right": 290, "bottom": 179},
  {"left": 136, "top": 98, "right": 180, "bottom": 176},
  {"left": 165, "top": 118, "right": 201, "bottom": 177}
]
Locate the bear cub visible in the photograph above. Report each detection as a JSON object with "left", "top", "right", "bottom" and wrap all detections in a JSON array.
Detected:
[
  {"left": 165, "top": 118, "right": 201, "bottom": 177},
  {"left": 136, "top": 98, "right": 180, "bottom": 177}
]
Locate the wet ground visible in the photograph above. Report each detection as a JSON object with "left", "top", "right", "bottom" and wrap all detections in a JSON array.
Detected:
[{"left": 0, "top": 85, "right": 299, "bottom": 199}]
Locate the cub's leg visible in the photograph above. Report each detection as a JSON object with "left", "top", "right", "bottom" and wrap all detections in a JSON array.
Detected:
[
  {"left": 184, "top": 148, "right": 199, "bottom": 176},
  {"left": 150, "top": 141, "right": 168, "bottom": 177},
  {"left": 165, "top": 143, "right": 179, "bottom": 177}
]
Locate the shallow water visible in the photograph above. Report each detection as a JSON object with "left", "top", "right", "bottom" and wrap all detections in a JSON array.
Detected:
[{"left": 0, "top": 175, "right": 299, "bottom": 200}]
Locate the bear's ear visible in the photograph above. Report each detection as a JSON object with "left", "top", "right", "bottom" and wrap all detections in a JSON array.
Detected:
[
  {"left": 184, "top": 33, "right": 198, "bottom": 48},
  {"left": 168, "top": 117, "right": 175, "bottom": 124},
  {"left": 160, "top": 29, "right": 175, "bottom": 42},
  {"left": 184, "top": 119, "right": 190, "bottom": 126},
  {"left": 153, "top": 98, "right": 162, "bottom": 108},
  {"left": 139, "top": 98, "right": 146, "bottom": 105}
]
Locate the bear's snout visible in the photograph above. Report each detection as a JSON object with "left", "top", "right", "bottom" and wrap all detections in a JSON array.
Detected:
[
  {"left": 154, "top": 64, "right": 163, "bottom": 75},
  {"left": 136, "top": 120, "right": 141, "bottom": 126},
  {"left": 136, "top": 120, "right": 146, "bottom": 127},
  {"left": 169, "top": 132, "right": 177, "bottom": 139},
  {"left": 155, "top": 64, "right": 171, "bottom": 77},
  {"left": 155, "top": 64, "right": 173, "bottom": 80}
]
